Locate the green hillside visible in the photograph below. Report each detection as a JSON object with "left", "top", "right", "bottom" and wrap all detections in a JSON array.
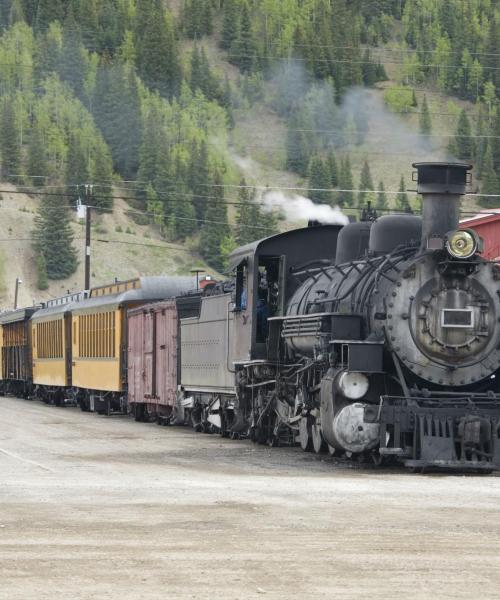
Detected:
[{"left": 0, "top": 0, "right": 497, "bottom": 307}]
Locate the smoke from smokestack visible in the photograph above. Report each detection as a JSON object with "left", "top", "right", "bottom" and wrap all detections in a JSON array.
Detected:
[{"left": 262, "top": 190, "right": 349, "bottom": 226}]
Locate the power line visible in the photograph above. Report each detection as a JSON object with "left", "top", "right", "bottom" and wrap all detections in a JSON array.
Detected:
[
  {"left": 94, "top": 238, "right": 192, "bottom": 251},
  {"left": 264, "top": 41, "right": 500, "bottom": 60},
  {"left": 6, "top": 177, "right": 500, "bottom": 206},
  {"left": 224, "top": 51, "right": 500, "bottom": 72},
  {"left": 3, "top": 50, "right": 500, "bottom": 74}
]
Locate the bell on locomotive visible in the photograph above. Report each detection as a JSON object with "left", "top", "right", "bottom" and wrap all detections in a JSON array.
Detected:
[{"left": 284, "top": 161, "right": 500, "bottom": 471}]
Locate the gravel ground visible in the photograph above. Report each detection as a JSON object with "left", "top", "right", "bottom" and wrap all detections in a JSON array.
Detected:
[{"left": 0, "top": 396, "right": 499, "bottom": 600}]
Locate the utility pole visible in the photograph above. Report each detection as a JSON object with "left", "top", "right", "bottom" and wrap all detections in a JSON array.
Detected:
[{"left": 84, "top": 184, "right": 93, "bottom": 291}]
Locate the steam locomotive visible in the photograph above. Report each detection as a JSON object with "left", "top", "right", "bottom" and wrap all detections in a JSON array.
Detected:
[
  {"left": 1, "top": 161, "right": 500, "bottom": 472},
  {"left": 167, "top": 161, "right": 500, "bottom": 472}
]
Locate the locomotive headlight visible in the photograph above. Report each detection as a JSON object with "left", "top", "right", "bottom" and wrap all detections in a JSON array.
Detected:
[
  {"left": 336, "top": 371, "right": 369, "bottom": 400},
  {"left": 446, "top": 229, "right": 477, "bottom": 259}
]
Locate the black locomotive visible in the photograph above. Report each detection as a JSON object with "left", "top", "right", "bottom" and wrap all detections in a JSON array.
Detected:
[{"left": 213, "top": 162, "right": 500, "bottom": 471}]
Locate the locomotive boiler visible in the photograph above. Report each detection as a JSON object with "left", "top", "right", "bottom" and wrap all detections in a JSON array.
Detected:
[{"left": 212, "top": 162, "right": 500, "bottom": 471}]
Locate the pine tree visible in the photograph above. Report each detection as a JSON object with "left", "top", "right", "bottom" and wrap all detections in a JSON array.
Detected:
[
  {"left": 154, "top": 136, "right": 172, "bottom": 218},
  {"left": 190, "top": 139, "right": 210, "bottom": 223},
  {"left": 221, "top": 75, "right": 234, "bottom": 128},
  {"left": 475, "top": 105, "right": 487, "bottom": 179},
  {"left": 33, "top": 191, "right": 78, "bottom": 280},
  {"left": 36, "top": 254, "right": 49, "bottom": 290},
  {"left": 137, "top": 106, "right": 161, "bottom": 196},
  {"left": 480, "top": 145, "right": 499, "bottom": 207},
  {"left": 190, "top": 45, "right": 202, "bottom": 92},
  {"left": 411, "top": 89, "right": 418, "bottom": 107},
  {"left": 327, "top": 151, "right": 339, "bottom": 204},
  {"left": 190, "top": 45, "right": 217, "bottom": 99},
  {"left": 0, "top": 0, "right": 10, "bottom": 28},
  {"left": 9, "top": 0, "right": 25, "bottom": 24},
  {"left": 73, "top": 0, "right": 98, "bottom": 49},
  {"left": 200, "top": 171, "right": 230, "bottom": 272},
  {"left": 170, "top": 184, "right": 196, "bottom": 239},
  {"left": 202, "top": 1, "right": 213, "bottom": 36},
  {"left": 135, "top": 1, "right": 181, "bottom": 98},
  {"left": 450, "top": 109, "right": 474, "bottom": 161},
  {"left": 92, "top": 63, "right": 142, "bottom": 179},
  {"left": 94, "top": 62, "right": 142, "bottom": 179},
  {"left": 358, "top": 159, "right": 375, "bottom": 206},
  {"left": 182, "top": 0, "right": 212, "bottom": 38},
  {"left": 200, "top": 47, "right": 218, "bottom": 100},
  {"left": 362, "top": 48, "right": 377, "bottom": 86},
  {"left": 33, "top": 0, "right": 64, "bottom": 33},
  {"left": 221, "top": 0, "right": 239, "bottom": 51},
  {"left": 0, "top": 98, "right": 20, "bottom": 178},
  {"left": 286, "top": 115, "right": 309, "bottom": 176},
  {"left": 339, "top": 155, "right": 354, "bottom": 207},
  {"left": 36, "top": 24, "right": 62, "bottom": 82},
  {"left": 375, "top": 61, "right": 388, "bottom": 82},
  {"left": 235, "top": 178, "right": 255, "bottom": 246},
  {"left": 396, "top": 174, "right": 412, "bottom": 212},
  {"left": 419, "top": 94, "right": 432, "bottom": 135},
  {"left": 492, "top": 108, "right": 500, "bottom": 175},
  {"left": 168, "top": 152, "right": 196, "bottom": 239},
  {"left": 181, "top": 0, "right": 199, "bottom": 38},
  {"left": 376, "top": 180, "right": 388, "bottom": 210},
  {"left": 258, "top": 203, "right": 278, "bottom": 238},
  {"left": 27, "top": 123, "right": 48, "bottom": 187},
  {"left": 96, "top": 1, "right": 122, "bottom": 55},
  {"left": 120, "top": 69, "right": 142, "bottom": 178},
  {"left": 58, "top": 7, "right": 86, "bottom": 100},
  {"left": 233, "top": 1, "right": 255, "bottom": 73},
  {"left": 146, "top": 183, "right": 163, "bottom": 229},
  {"left": 308, "top": 155, "right": 332, "bottom": 204}
]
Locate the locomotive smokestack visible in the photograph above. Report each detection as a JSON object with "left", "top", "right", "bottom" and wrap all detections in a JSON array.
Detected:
[{"left": 413, "top": 162, "right": 472, "bottom": 251}]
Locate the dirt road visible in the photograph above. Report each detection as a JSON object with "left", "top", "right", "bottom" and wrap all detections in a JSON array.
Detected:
[{"left": 0, "top": 397, "right": 499, "bottom": 600}]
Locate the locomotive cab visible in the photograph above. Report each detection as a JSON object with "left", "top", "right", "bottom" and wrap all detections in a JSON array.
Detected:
[{"left": 229, "top": 225, "right": 342, "bottom": 362}]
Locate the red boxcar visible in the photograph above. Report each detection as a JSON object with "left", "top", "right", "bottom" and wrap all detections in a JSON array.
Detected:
[
  {"left": 127, "top": 300, "right": 179, "bottom": 422},
  {"left": 461, "top": 212, "right": 500, "bottom": 260}
]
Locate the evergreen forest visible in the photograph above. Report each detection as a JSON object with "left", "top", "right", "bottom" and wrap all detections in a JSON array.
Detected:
[{"left": 0, "top": 0, "right": 498, "bottom": 290}]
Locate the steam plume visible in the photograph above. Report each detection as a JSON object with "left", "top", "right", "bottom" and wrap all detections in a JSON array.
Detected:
[{"left": 262, "top": 191, "right": 349, "bottom": 226}]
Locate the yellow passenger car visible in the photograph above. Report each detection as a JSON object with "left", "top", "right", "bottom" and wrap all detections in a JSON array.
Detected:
[
  {"left": 0, "top": 308, "right": 38, "bottom": 398},
  {"left": 31, "top": 293, "right": 85, "bottom": 404},
  {"left": 71, "top": 277, "right": 194, "bottom": 414}
]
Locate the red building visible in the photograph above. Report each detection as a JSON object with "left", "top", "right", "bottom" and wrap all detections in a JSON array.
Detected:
[{"left": 461, "top": 211, "right": 500, "bottom": 260}]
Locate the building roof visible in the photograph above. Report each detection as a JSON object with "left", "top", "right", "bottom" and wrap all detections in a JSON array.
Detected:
[
  {"left": 460, "top": 210, "right": 500, "bottom": 227},
  {"left": 0, "top": 307, "right": 39, "bottom": 325}
]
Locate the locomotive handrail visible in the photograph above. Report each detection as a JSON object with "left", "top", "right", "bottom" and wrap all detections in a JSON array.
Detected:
[
  {"left": 268, "top": 312, "right": 336, "bottom": 321},
  {"left": 290, "top": 259, "right": 332, "bottom": 274}
]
